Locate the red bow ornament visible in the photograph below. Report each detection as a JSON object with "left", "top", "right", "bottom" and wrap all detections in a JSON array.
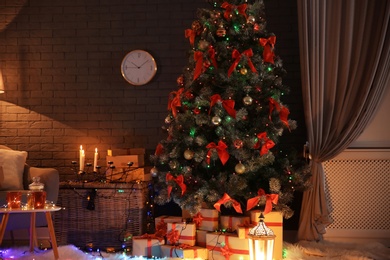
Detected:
[
  {"left": 221, "top": 2, "right": 248, "bottom": 20},
  {"left": 269, "top": 97, "right": 290, "bottom": 129},
  {"left": 254, "top": 132, "right": 275, "bottom": 156},
  {"left": 209, "top": 94, "right": 236, "bottom": 118},
  {"left": 155, "top": 143, "right": 163, "bottom": 156},
  {"left": 228, "top": 49, "right": 257, "bottom": 77},
  {"left": 185, "top": 28, "right": 199, "bottom": 47},
  {"left": 166, "top": 173, "right": 187, "bottom": 198},
  {"left": 220, "top": 244, "right": 233, "bottom": 260},
  {"left": 155, "top": 219, "right": 167, "bottom": 238},
  {"left": 206, "top": 140, "right": 229, "bottom": 165},
  {"left": 167, "top": 88, "right": 184, "bottom": 117},
  {"left": 193, "top": 51, "right": 204, "bottom": 80},
  {"left": 208, "top": 46, "right": 218, "bottom": 69},
  {"left": 214, "top": 193, "right": 243, "bottom": 214},
  {"left": 259, "top": 36, "right": 276, "bottom": 64},
  {"left": 246, "top": 188, "right": 279, "bottom": 214}
]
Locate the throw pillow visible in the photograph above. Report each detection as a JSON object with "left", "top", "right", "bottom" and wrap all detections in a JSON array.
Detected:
[{"left": 0, "top": 149, "right": 28, "bottom": 190}]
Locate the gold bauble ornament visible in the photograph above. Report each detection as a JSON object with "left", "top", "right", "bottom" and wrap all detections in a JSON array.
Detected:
[
  {"left": 235, "top": 162, "right": 246, "bottom": 174},
  {"left": 243, "top": 95, "right": 253, "bottom": 105},
  {"left": 211, "top": 116, "right": 222, "bottom": 125},
  {"left": 184, "top": 149, "right": 194, "bottom": 160},
  {"left": 240, "top": 67, "right": 248, "bottom": 75}
]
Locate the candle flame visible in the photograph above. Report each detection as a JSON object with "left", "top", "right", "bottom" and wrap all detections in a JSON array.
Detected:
[{"left": 95, "top": 148, "right": 98, "bottom": 153}]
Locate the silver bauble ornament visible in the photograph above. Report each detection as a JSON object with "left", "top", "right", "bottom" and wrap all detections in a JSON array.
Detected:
[
  {"left": 150, "top": 166, "right": 158, "bottom": 177},
  {"left": 247, "top": 15, "right": 256, "bottom": 24},
  {"left": 184, "top": 149, "right": 194, "bottom": 160},
  {"left": 235, "top": 162, "right": 246, "bottom": 174},
  {"left": 243, "top": 95, "right": 253, "bottom": 105},
  {"left": 211, "top": 116, "right": 222, "bottom": 125}
]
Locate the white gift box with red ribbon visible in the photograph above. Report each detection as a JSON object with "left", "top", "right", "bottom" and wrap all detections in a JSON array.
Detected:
[
  {"left": 166, "top": 222, "right": 196, "bottom": 246},
  {"left": 161, "top": 244, "right": 208, "bottom": 259},
  {"left": 132, "top": 235, "right": 164, "bottom": 258},
  {"left": 220, "top": 215, "right": 251, "bottom": 232},
  {"left": 192, "top": 208, "right": 219, "bottom": 231}
]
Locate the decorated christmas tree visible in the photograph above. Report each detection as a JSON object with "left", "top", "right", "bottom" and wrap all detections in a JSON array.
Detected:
[{"left": 150, "top": 0, "right": 309, "bottom": 219}]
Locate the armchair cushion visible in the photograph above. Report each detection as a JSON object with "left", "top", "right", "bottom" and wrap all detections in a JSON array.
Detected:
[{"left": 0, "top": 148, "right": 28, "bottom": 190}]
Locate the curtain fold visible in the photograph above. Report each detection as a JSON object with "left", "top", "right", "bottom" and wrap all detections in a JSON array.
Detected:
[{"left": 297, "top": 0, "right": 390, "bottom": 241}]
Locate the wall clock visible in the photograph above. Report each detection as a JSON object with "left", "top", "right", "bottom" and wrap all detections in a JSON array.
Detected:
[{"left": 121, "top": 50, "right": 157, "bottom": 86}]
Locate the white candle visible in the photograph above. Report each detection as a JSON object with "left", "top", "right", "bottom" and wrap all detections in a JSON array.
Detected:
[
  {"left": 107, "top": 149, "right": 112, "bottom": 156},
  {"left": 79, "top": 145, "right": 85, "bottom": 171},
  {"left": 93, "top": 148, "right": 98, "bottom": 172}
]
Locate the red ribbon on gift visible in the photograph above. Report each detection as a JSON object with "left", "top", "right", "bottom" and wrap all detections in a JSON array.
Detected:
[
  {"left": 167, "top": 229, "right": 180, "bottom": 245},
  {"left": 254, "top": 132, "right": 275, "bottom": 156},
  {"left": 221, "top": 2, "right": 248, "bottom": 20},
  {"left": 214, "top": 193, "right": 242, "bottom": 214},
  {"left": 209, "top": 94, "right": 236, "bottom": 118},
  {"left": 185, "top": 28, "right": 197, "bottom": 46},
  {"left": 269, "top": 97, "right": 290, "bottom": 128},
  {"left": 166, "top": 173, "right": 187, "bottom": 198},
  {"left": 246, "top": 188, "right": 279, "bottom": 214},
  {"left": 193, "top": 212, "right": 204, "bottom": 226},
  {"left": 206, "top": 140, "right": 229, "bottom": 165},
  {"left": 259, "top": 36, "right": 276, "bottom": 64},
  {"left": 155, "top": 219, "right": 167, "bottom": 238},
  {"left": 228, "top": 49, "right": 257, "bottom": 77},
  {"left": 168, "top": 88, "right": 184, "bottom": 117},
  {"left": 155, "top": 143, "right": 163, "bottom": 156}
]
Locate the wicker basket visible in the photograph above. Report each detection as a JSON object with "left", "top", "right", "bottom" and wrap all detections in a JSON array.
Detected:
[{"left": 54, "top": 181, "right": 148, "bottom": 249}]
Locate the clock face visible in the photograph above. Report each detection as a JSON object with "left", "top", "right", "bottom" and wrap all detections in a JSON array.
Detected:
[{"left": 121, "top": 50, "right": 157, "bottom": 86}]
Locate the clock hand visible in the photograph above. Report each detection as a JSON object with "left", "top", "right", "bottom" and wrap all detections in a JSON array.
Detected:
[
  {"left": 131, "top": 62, "right": 141, "bottom": 69},
  {"left": 139, "top": 60, "right": 150, "bottom": 68}
]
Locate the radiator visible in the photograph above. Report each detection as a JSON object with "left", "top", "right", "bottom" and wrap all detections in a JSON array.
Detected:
[{"left": 323, "top": 149, "right": 390, "bottom": 244}]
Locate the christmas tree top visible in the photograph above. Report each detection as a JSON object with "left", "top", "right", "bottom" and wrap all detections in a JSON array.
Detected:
[{"left": 150, "top": 0, "right": 310, "bottom": 218}]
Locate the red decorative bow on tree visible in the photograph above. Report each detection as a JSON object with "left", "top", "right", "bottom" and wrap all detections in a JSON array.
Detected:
[
  {"left": 208, "top": 46, "right": 218, "bottom": 69},
  {"left": 206, "top": 140, "right": 229, "bottom": 165},
  {"left": 221, "top": 2, "right": 248, "bottom": 20},
  {"left": 254, "top": 132, "right": 275, "bottom": 155},
  {"left": 214, "top": 193, "right": 243, "bottom": 213},
  {"left": 246, "top": 188, "right": 279, "bottom": 214},
  {"left": 228, "top": 49, "right": 257, "bottom": 77},
  {"left": 166, "top": 173, "right": 187, "bottom": 198},
  {"left": 155, "top": 143, "right": 163, "bottom": 156},
  {"left": 269, "top": 97, "right": 290, "bottom": 129},
  {"left": 168, "top": 88, "right": 184, "bottom": 117},
  {"left": 194, "top": 51, "right": 204, "bottom": 80},
  {"left": 185, "top": 28, "right": 199, "bottom": 46},
  {"left": 259, "top": 36, "right": 276, "bottom": 64},
  {"left": 209, "top": 94, "right": 236, "bottom": 118}
]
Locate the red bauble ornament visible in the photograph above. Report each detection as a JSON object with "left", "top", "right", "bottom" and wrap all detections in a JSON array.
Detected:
[
  {"left": 193, "top": 108, "right": 201, "bottom": 114},
  {"left": 177, "top": 75, "right": 184, "bottom": 86},
  {"left": 234, "top": 139, "right": 243, "bottom": 149}
]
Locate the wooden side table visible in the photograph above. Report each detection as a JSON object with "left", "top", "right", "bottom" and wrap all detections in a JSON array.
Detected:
[{"left": 0, "top": 206, "right": 62, "bottom": 259}]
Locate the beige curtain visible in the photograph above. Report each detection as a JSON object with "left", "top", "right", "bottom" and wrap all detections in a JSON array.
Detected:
[{"left": 297, "top": 0, "right": 390, "bottom": 241}]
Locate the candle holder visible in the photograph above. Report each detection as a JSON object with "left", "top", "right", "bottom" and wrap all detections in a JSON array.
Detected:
[{"left": 71, "top": 160, "right": 138, "bottom": 183}]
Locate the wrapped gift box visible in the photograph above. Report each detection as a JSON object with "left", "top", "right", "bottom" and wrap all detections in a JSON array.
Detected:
[
  {"left": 155, "top": 215, "right": 183, "bottom": 229},
  {"left": 105, "top": 166, "right": 151, "bottom": 182},
  {"left": 161, "top": 245, "right": 208, "bottom": 259},
  {"left": 132, "top": 235, "right": 164, "bottom": 257},
  {"left": 249, "top": 210, "right": 283, "bottom": 260},
  {"left": 192, "top": 208, "right": 219, "bottom": 231},
  {"left": 167, "top": 222, "right": 196, "bottom": 246},
  {"left": 236, "top": 223, "right": 256, "bottom": 239},
  {"left": 106, "top": 154, "right": 144, "bottom": 168},
  {"left": 206, "top": 232, "right": 249, "bottom": 260},
  {"left": 196, "top": 229, "right": 208, "bottom": 247},
  {"left": 220, "top": 215, "right": 250, "bottom": 232}
]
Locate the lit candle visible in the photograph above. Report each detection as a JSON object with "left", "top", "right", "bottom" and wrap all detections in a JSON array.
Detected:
[
  {"left": 93, "top": 148, "right": 98, "bottom": 172},
  {"left": 79, "top": 145, "right": 85, "bottom": 171},
  {"left": 107, "top": 149, "right": 112, "bottom": 156}
]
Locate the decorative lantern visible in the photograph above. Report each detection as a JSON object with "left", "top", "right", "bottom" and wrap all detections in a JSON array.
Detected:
[{"left": 248, "top": 213, "right": 275, "bottom": 260}]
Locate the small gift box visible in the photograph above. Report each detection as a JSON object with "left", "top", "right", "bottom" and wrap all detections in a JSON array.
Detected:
[
  {"left": 196, "top": 229, "right": 208, "bottom": 247},
  {"left": 161, "top": 244, "right": 208, "bottom": 259},
  {"left": 206, "top": 232, "right": 249, "bottom": 260},
  {"left": 220, "top": 215, "right": 250, "bottom": 232},
  {"left": 167, "top": 222, "right": 196, "bottom": 246},
  {"left": 132, "top": 234, "right": 165, "bottom": 257},
  {"left": 249, "top": 210, "right": 283, "bottom": 260},
  {"left": 192, "top": 208, "right": 219, "bottom": 231},
  {"left": 154, "top": 215, "right": 183, "bottom": 237},
  {"left": 236, "top": 223, "right": 256, "bottom": 239}
]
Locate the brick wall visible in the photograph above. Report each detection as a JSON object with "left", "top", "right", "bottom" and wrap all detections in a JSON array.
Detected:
[{"left": 0, "top": 0, "right": 305, "bottom": 182}]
